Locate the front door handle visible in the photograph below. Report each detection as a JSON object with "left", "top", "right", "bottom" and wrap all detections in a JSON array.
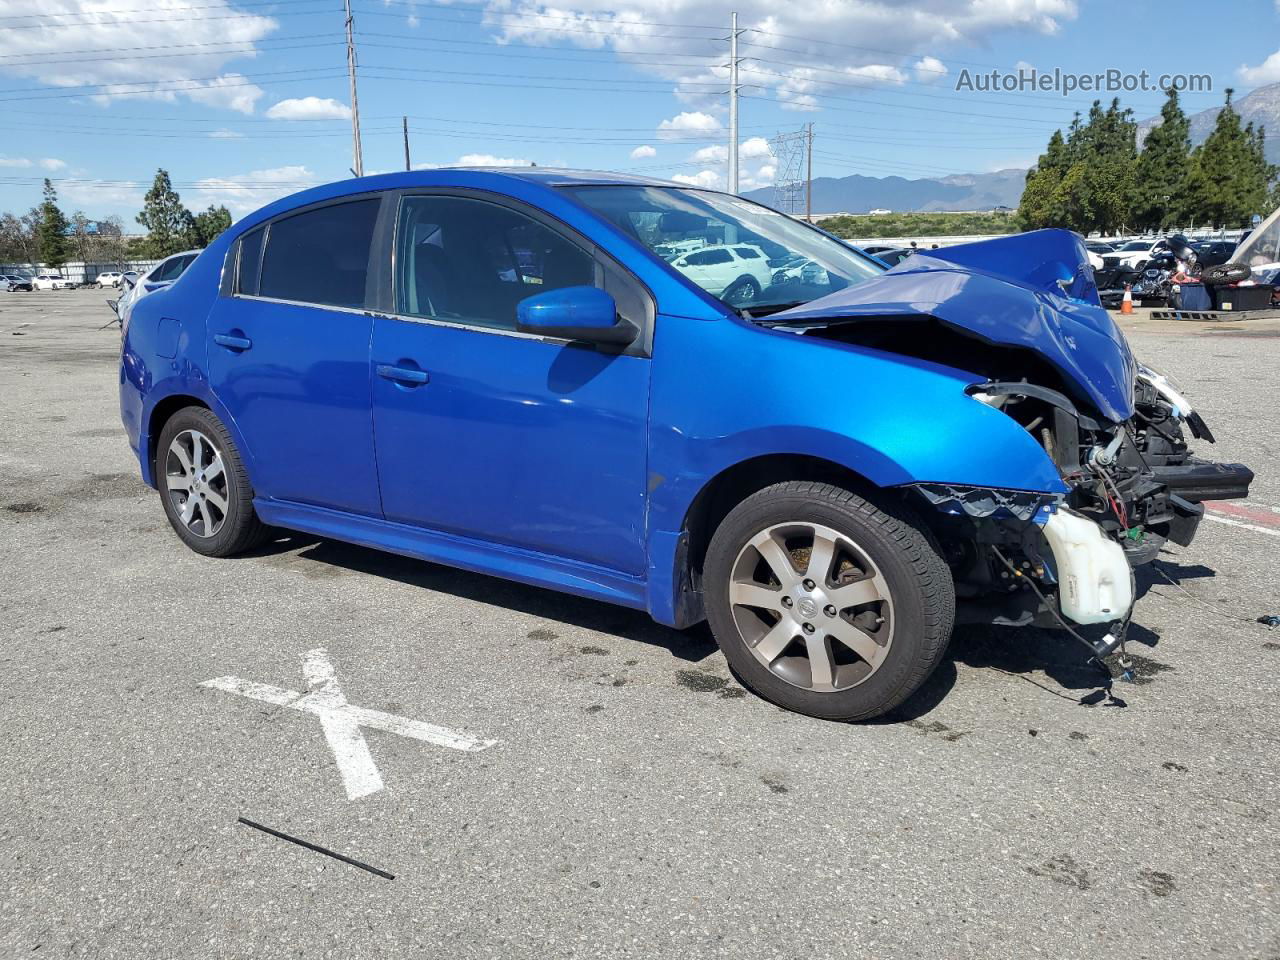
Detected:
[
  {"left": 213, "top": 333, "right": 252, "bottom": 351},
  {"left": 376, "top": 364, "right": 429, "bottom": 385}
]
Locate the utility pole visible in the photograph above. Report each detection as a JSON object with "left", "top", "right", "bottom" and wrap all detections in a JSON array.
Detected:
[
  {"left": 403, "top": 116, "right": 411, "bottom": 171},
  {"left": 728, "top": 11, "right": 740, "bottom": 195},
  {"left": 344, "top": 0, "right": 363, "bottom": 177},
  {"left": 805, "top": 122, "right": 813, "bottom": 222}
]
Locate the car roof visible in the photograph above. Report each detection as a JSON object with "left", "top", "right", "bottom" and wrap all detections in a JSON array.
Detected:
[{"left": 231, "top": 168, "right": 719, "bottom": 235}]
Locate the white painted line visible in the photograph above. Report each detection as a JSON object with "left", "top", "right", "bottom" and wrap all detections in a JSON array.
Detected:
[
  {"left": 1203, "top": 513, "right": 1280, "bottom": 539},
  {"left": 201, "top": 647, "right": 497, "bottom": 800}
]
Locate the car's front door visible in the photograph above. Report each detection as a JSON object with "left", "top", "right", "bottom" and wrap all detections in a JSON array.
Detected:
[
  {"left": 369, "top": 192, "right": 652, "bottom": 575},
  {"left": 206, "top": 195, "right": 384, "bottom": 516}
]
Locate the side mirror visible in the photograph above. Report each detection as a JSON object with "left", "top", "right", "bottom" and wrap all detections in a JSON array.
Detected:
[{"left": 516, "top": 285, "right": 638, "bottom": 346}]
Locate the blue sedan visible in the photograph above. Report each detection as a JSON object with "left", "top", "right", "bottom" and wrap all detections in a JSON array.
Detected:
[{"left": 118, "top": 169, "right": 1249, "bottom": 720}]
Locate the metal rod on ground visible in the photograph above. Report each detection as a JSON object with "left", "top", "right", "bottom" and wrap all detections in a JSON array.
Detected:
[
  {"left": 403, "top": 116, "right": 410, "bottom": 171},
  {"left": 344, "top": 0, "right": 363, "bottom": 177},
  {"left": 728, "top": 11, "right": 739, "bottom": 195}
]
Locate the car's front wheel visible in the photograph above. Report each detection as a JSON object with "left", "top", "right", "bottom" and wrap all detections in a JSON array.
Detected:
[
  {"left": 155, "top": 406, "right": 268, "bottom": 557},
  {"left": 722, "top": 276, "right": 760, "bottom": 306},
  {"left": 704, "top": 481, "right": 955, "bottom": 721}
]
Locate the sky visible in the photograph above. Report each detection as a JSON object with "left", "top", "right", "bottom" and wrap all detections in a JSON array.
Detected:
[{"left": 2, "top": 0, "right": 1279, "bottom": 226}]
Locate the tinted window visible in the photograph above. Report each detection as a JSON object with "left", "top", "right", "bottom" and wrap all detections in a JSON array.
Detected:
[
  {"left": 259, "top": 198, "right": 380, "bottom": 309},
  {"left": 236, "top": 227, "right": 264, "bottom": 295},
  {"left": 396, "top": 196, "right": 594, "bottom": 331},
  {"left": 686, "top": 249, "right": 732, "bottom": 266},
  {"left": 734, "top": 246, "right": 761, "bottom": 259}
]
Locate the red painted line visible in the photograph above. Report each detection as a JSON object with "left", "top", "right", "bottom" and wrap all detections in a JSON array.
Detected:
[{"left": 1204, "top": 501, "right": 1280, "bottom": 528}]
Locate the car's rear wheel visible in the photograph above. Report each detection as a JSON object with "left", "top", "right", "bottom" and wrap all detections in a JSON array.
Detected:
[
  {"left": 155, "top": 406, "right": 268, "bottom": 557},
  {"left": 704, "top": 481, "right": 954, "bottom": 721}
]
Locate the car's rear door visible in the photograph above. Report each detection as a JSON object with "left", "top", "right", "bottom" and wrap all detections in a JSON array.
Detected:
[
  {"left": 206, "top": 194, "right": 384, "bottom": 516},
  {"left": 368, "top": 190, "right": 652, "bottom": 574}
]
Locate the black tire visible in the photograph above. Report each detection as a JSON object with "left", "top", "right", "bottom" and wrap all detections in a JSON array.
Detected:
[
  {"left": 155, "top": 406, "right": 268, "bottom": 557},
  {"left": 704, "top": 481, "right": 955, "bottom": 721},
  {"left": 722, "top": 276, "right": 760, "bottom": 305},
  {"left": 1201, "top": 262, "right": 1251, "bottom": 286}
]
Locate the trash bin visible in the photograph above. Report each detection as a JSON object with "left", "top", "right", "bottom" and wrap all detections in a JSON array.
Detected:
[
  {"left": 1178, "top": 284, "right": 1211, "bottom": 310},
  {"left": 1213, "top": 284, "right": 1274, "bottom": 311}
]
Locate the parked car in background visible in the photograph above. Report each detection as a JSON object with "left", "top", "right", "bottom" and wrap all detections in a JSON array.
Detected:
[
  {"left": 1101, "top": 238, "right": 1166, "bottom": 271},
  {"left": 2, "top": 274, "right": 33, "bottom": 291},
  {"left": 96, "top": 271, "right": 125, "bottom": 288},
  {"left": 33, "top": 273, "right": 73, "bottom": 290},
  {"left": 115, "top": 251, "right": 200, "bottom": 322},
  {"left": 118, "top": 170, "right": 1252, "bottom": 722},
  {"left": 1085, "top": 241, "right": 1115, "bottom": 255},
  {"left": 667, "top": 243, "right": 773, "bottom": 305},
  {"left": 1193, "top": 240, "right": 1237, "bottom": 269}
]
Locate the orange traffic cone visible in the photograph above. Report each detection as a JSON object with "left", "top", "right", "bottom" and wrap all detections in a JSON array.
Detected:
[{"left": 1120, "top": 284, "right": 1134, "bottom": 315}]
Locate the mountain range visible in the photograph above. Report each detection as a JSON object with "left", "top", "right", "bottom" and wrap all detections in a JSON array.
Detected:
[
  {"left": 741, "top": 168, "right": 1026, "bottom": 215},
  {"left": 749, "top": 81, "right": 1280, "bottom": 215},
  {"left": 1137, "top": 80, "right": 1280, "bottom": 163}
]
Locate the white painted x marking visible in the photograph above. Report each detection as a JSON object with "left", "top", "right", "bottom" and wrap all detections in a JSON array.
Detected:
[{"left": 201, "top": 648, "right": 497, "bottom": 800}]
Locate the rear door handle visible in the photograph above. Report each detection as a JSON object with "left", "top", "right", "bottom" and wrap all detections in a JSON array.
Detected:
[
  {"left": 213, "top": 333, "right": 252, "bottom": 351},
  {"left": 376, "top": 364, "right": 429, "bottom": 385}
]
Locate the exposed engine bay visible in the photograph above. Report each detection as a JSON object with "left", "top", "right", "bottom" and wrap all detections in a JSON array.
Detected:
[{"left": 792, "top": 314, "right": 1254, "bottom": 665}]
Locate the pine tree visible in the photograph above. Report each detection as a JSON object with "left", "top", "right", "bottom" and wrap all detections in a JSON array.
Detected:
[
  {"left": 1183, "top": 89, "right": 1274, "bottom": 228},
  {"left": 1133, "top": 87, "right": 1190, "bottom": 231},
  {"left": 136, "top": 169, "right": 195, "bottom": 258},
  {"left": 188, "top": 205, "right": 233, "bottom": 248},
  {"left": 37, "top": 179, "right": 69, "bottom": 270},
  {"left": 1017, "top": 100, "right": 1138, "bottom": 235},
  {"left": 1018, "top": 130, "right": 1071, "bottom": 229}
]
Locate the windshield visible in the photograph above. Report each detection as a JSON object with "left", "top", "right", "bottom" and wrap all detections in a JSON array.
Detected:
[
  {"left": 1118, "top": 241, "right": 1150, "bottom": 252},
  {"left": 563, "top": 185, "right": 884, "bottom": 312}
]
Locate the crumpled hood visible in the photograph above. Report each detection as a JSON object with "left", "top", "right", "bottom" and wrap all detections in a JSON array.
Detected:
[{"left": 773, "top": 229, "right": 1136, "bottom": 423}]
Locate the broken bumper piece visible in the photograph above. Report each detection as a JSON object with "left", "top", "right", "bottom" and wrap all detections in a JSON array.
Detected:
[{"left": 915, "top": 484, "right": 1059, "bottom": 522}]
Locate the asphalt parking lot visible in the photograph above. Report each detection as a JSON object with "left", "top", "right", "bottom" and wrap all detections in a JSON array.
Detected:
[{"left": 2, "top": 289, "right": 1278, "bottom": 959}]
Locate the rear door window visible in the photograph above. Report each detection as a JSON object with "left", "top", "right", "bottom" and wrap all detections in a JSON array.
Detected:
[{"left": 258, "top": 197, "right": 381, "bottom": 309}]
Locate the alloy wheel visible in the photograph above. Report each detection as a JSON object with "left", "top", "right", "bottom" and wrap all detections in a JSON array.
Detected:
[
  {"left": 164, "top": 429, "right": 229, "bottom": 538},
  {"left": 728, "top": 521, "right": 894, "bottom": 692}
]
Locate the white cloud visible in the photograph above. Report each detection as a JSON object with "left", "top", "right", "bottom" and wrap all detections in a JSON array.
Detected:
[
  {"left": 657, "top": 111, "right": 720, "bottom": 139},
  {"left": 630, "top": 144, "right": 657, "bottom": 159},
  {"left": 413, "top": 154, "right": 532, "bottom": 169},
  {"left": 39, "top": 158, "right": 68, "bottom": 171},
  {"left": 0, "top": 156, "right": 34, "bottom": 168},
  {"left": 1240, "top": 49, "right": 1280, "bottom": 86},
  {"left": 487, "top": 0, "right": 1078, "bottom": 114},
  {"left": 208, "top": 129, "right": 245, "bottom": 139},
  {"left": 0, "top": 0, "right": 277, "bottom": 112},
  {"left": 672, "top": 170, "right": 721, "bottom": 188},
  {"left": 681, "top": 137, "right": 777, "bottom": 192},
  {"left": 57, "top": 178, "right": 146, "bottom": 213},
  {"left": 690, "top": 144, "right": 727, "bottom": 165},
  {"left": 187, "top": 165, "right": 319, "bottom": 217},
  {"left": 456, "top": 154, "right": 530, "bottom": 167},
  {"left": 185, "top": 74, "right": 263, "bottom": 115},
  {"left": 265, "top": 96, "right": 352, "bottom": 121},
  {"left": 914, "top": 56, "right": 948, "bottom": 84}
]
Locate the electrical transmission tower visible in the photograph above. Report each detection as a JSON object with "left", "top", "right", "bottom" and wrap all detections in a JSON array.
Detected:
[{"left": 770, "top": 128, "right": 808, "bottom": 215}]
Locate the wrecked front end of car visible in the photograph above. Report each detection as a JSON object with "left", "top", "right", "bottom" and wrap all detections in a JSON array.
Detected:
[{"left": 770, "top": 229, "right": 1253, "bottom": 667}]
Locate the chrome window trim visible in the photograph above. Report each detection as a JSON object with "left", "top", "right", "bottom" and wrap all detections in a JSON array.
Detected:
[{"left": 226, "top": 293, "right": 373, "bottom": 317}]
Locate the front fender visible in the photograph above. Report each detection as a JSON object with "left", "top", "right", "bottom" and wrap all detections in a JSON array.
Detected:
[{"left": 643, "top": 312, "right": 1066, "bottom": 625}]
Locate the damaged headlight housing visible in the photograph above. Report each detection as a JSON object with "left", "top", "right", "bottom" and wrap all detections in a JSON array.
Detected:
[{"left": 915, "top": 484, "right": 1060, "bottom": 522}]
